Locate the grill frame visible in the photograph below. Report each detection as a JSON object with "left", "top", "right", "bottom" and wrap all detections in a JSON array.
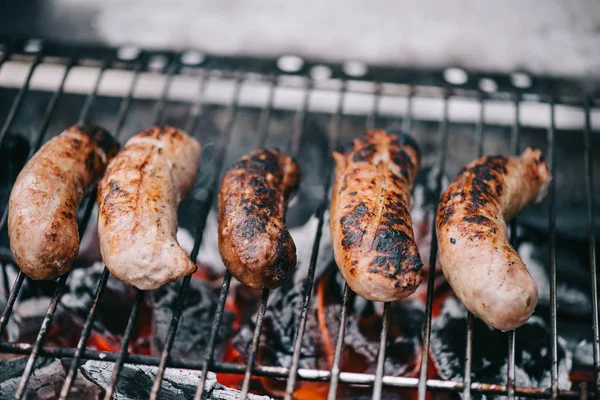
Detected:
[{"left": 0, "top": 37, "right": 597, "bottom": 400}]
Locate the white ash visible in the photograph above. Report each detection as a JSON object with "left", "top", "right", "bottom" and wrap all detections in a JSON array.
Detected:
[
  {"left": 80, "top": 360, "right": 272, "bottom": 400},
  {"left": 8, "top": 297, "right": 52, "bottom": 342},
  {"left": 517, "top": 242, "right": 550, "bottom": 303},
  {"left": 0, "top": 357, "right": 72, "bottom": 400},
  {"left": 430, "top": 296, "right": 573, "bottom": 400}
]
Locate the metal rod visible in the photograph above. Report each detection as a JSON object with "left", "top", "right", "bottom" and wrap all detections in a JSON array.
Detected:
[
  {"left": 463, "top": 94, "right": 485, "bottom": 400},
  {"left": 583, "top": 97, "right": 600, "bottom": 393},
  {"left": 14, "top": 274, "right": 69, "bottom": 399},
  {"left": 372, "top": 302, "right": 392, "bottom": 399},
  {"left": 327, "top": 283, "right": 351, "bottom": 400},
  {"left": 77, "top": 60, "right": 109, "bottom": 125},
  {"left": 0, "top": 272, "right": 25, "bottom": 337},
  {"left": 255, "top": 77, "right": 277, "bottom": 148},
  {"left": 114, "top": 61, "right": 144, "bottom": 138},
  {"left": 184, "top": 70, "right": 207, "bottom": 134},
  {"left": 240, "top": 288, "right": 271, "bottom": 400},
  {"left": 59, "top": 268, "right": 110, "bottom": 399},
  {"left": 463, "top": 312, "right": 474, "bottom": 400},
  {"left": 103, "top": 290, "right": 145, "bottom": 400},
  {"left": 417, "top": 93, "right": 450, "bottom": 400},
  {"left": 192, "top": 76, "right": 244, "bottom": 399},
  {"left": 0, "top": 339, "right": 583, "bottom": 398},
  {"left": 0, "top": 54, "right": 42, "bottom": 146},
  {"left": 547, "top": 99, "right": 559, "bottom": 399},
  {"left": 288, "top": 79, "right": 313, "bottom": 157},
  {"left": 401, "top": 86, "right": 415, "bottom": 133},
  {"left": 150, "top": 73, "right": 241, "bottom": 399},
  {"left": 366, "top": 83, "right": 382, "bottom": 130},
  {"left": 506, "top": 94, "right": 522, "bottom": 400},
  {"left": 152, "top": 59, "right": 179, "bottom": 126},
  {"left": 283, "top": 191, "right": 328, "bottom": 399},
  {"left": 285, "top": 78, "right": 349, "bottom": 399},
  {"left": 194, "top": 271, "right": 232, "bottom": 400}
]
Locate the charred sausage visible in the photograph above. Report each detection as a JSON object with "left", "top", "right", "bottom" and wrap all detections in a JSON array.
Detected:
[
  {"left": 330, "top": 130, "right": 423, "bottom": 302},
  {"left": 97, "top": 126, "right": 201, "bottom": 290},
  {"left": 436, "top": 148, "right": 552, "bottom": 331},
  {"left": 218, "top": 148, "right": 301, "bottom": 289},
  {"left": 8, "top": 124, "right": 119, "bottom": 280}
]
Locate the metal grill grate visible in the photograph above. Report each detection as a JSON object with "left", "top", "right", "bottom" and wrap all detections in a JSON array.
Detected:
[{"left": 0, "top": 37, "right": 598, "bottom": 400}]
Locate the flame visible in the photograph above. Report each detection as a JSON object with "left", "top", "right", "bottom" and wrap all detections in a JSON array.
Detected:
[{"left": 317, "top": 278, "right": 335, "bottom": 370}]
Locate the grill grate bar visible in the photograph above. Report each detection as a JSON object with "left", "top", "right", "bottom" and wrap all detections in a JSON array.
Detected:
[
  {"left": 400, "top": 87, "right": 415, "bottom": 133},
  {"left": 0, "top": 53, "right": 41, "bottom": 146},
  {"left": 583, "top": 97, "right": 600, "bottom": 393},
  {"left": 256, "top": 77, "right": 277, "bottom": 148},
  {"left": 327, "top": 283, "right": 351, "bottom": 400},
  {"left": 77, "top": 60, "right": 109, "bottom": 125},
  {"left": 372, "top": 302, "right": 392, "bottom": 399},
  {"left": 59, "top": 268, "right": 110, "bottom": 399},
  {"left": 417, "top": 92, "right": 450, "bottom": 400},
  {"left": 287, "top": 79, "right": 312, "bottom": 157},
  {"left": 184, "top": 70, "right": 207, "bottom": 134},
  {"left": 366, "top": 82, "right": 382, "bottom": 130},
  {"left": 463, "top": 94, "right": 486, "bottom": 400},
  {"left": 60, "top": 62, "right": 144, "bottom": 398},
  {"left": 281, "top": 80, "right": 326, "bottom": 398},
  {"left": 192, "top": 74, "right": 243, "bottom": 399},
  {"left": 14, "top": 274, "right": 69, "bottom": 399},
  {"left": 288, "top": 81, "right": 346, "bottom": 400},
  {"left": 507, "top": 95, "right": 522, "bottom": 400},
  {"left": 0, "top": 339, "right": 583, "bottom": 398},
  {"left": 104, "top": 290, "right": 145, "bottom": 399},
  {"left": 106, "top": 58, "right": 178, "bottom": 399},
  {"left": 14, "top": 59, "right": 110, "bottom": 398},
  {"left": 152, "top": 59, "right": 179, "bottom": 126},
  {"left": 240, "top": 289, "right": 271, "bottom": 399},
  {"left": 547, "top": 99, "right": 559, "bottom": 399}
]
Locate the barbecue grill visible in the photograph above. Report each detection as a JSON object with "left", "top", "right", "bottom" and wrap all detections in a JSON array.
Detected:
[{"left": 0, "top": 37, "right": 598, "bottom": 400}]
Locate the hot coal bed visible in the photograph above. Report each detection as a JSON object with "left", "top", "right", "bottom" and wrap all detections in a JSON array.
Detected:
[{"left": 0, "top": 38, "right": 598, "bottom": 399}]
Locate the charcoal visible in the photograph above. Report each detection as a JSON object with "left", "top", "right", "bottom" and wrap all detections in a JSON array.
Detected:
[
  {"left": 152, "top": 278, "right": 234, "bottom": 361},
  {"left": 80, "top": 360, "right": 271, "bottom": 399},
  {"left": 0, "top": 357, "right": 65, "bottom": 400},
  {"left": 234, "top": 271, "right": 423, "bottom": 376},
  {"left": 61, "top": 261, "right": 137, "bottom": 334},
  {"left": 233, "top": 283, "right": 319, "bottom": 370},
  {"left": 430, "top": 297, "right": 572, "bottom": 398}
]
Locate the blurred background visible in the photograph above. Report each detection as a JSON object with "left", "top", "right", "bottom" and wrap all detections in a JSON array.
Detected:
[{"left": 1, "top": 0, "right": 600, "bottom": 81}]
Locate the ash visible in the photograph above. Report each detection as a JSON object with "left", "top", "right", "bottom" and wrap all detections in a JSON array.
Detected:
[
  {"left": 0, "top": 357, "right": 99, "bottom": 399},
  {"left": 80, "top": 360, "right": 271, "bottom": 400},
  {"left": 431, "top": 297, "right": 572, "bottom": 398},
  {"left": 152, "top": 278, "right": 235, "bottom": 361}
]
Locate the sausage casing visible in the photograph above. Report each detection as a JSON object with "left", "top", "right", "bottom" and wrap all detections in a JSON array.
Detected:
[
  {"left": 436, "top": 148, "right": 552, "bottom": 331},
  {"left": 8, "top": 124, "right": 119, "bottom": 280},
  {"left": 218, "top": 148, "right": 301, "bottom": 289},
  {"left": 97, "top": 126, "right": 201, "bottom": 290},
  {"left": 330, "top": 130, "right": 423, "bottom": 302}
]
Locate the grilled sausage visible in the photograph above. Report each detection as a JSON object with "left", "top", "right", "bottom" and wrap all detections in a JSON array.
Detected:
[
  {"left": 8, "top": 124, "right": 119, "bottom": 280},
  {"left": 218, "top": 148, "right": 301, "bottom": 289},
  {"left": 97, "top": 126, "right": 201, "bottom": 290},
  {"left": 330, "top": 130, "right": 423, "bottom": 302},
  {"left": 436, "top": 148, "right": 552, "bottom": 331}
]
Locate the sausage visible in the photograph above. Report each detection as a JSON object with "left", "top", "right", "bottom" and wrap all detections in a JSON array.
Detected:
[
  {"left": 218, "top": 148, "right": 301, "bottom": 289},
  {"left": 8, "top": 124, "right": 119, "bottom": 280},
  {"left": 436, "top": 148, "right": 552, "bottom": 331},
  {"left": 97, "top": 126, "right": 201, "bottom": 290},
  {"left": 330, "top": 130, "right": 423, "bottom": 302}
]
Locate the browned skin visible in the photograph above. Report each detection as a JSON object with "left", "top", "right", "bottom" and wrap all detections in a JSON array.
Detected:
[
  {"left": 218, "top": 148, "right": 301, "bottom": 289},
  {"left": 436, "top": 148, "right": 552, "bottom": 331},
  {"left": 330, "top": 130, "right": 423, "bottom": 302},
  {"left": 97, "top": 126, "right": 201, "bottom": 290},
  {"left": 8, "top": 124, "right": 119, "bottom": 280}
]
